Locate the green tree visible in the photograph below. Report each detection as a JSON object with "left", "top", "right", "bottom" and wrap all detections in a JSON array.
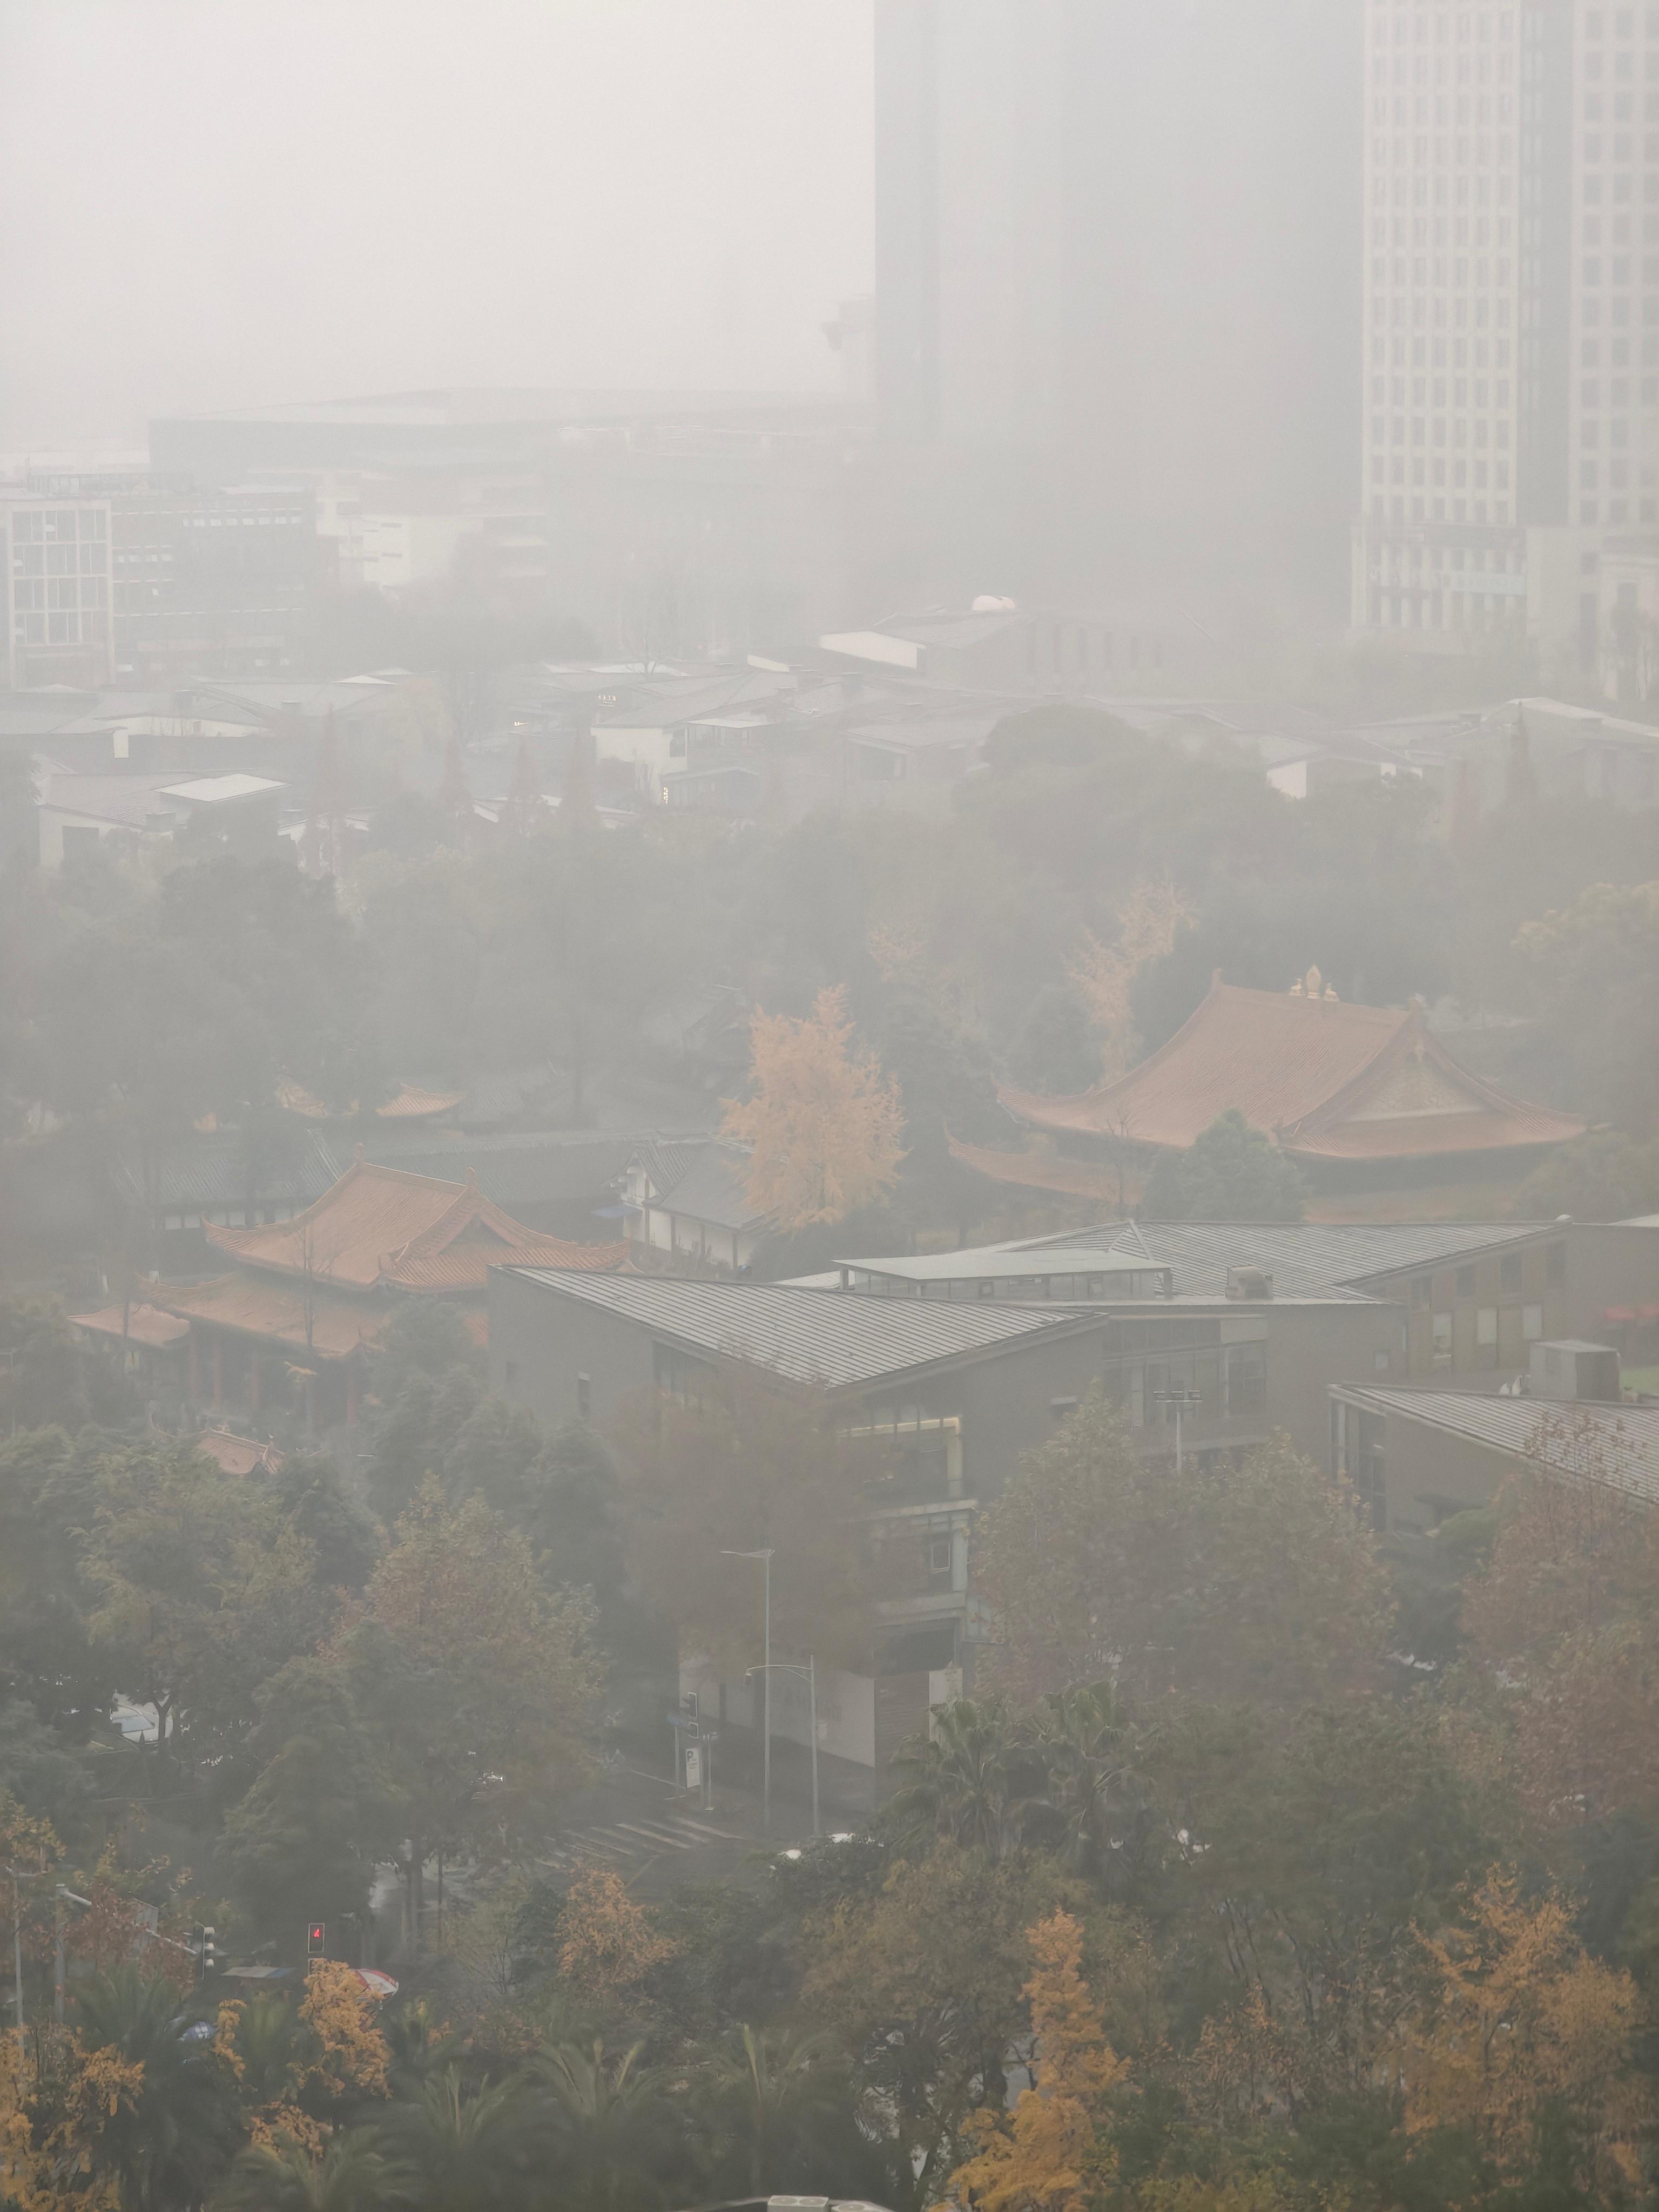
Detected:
[
  {"left": 973, "top": 1397, "right": 1390, "bottom": 1710},
  {"left": 339, "top": 1486, "right": 601, "bottom": 1940},
  {"left": 221, "top": 1657, "right": 399, "bottom": 1954},
  {"left": 1511, "top": 1129, "right": 1659, "bottom": 1222},
  {"left": 1511, "top": 878, "right": 1659, "bottom": 1138},
  {"left": 211, "top": 2128, "right": 414, "bottom": 2212},
  {"left": 1008, "top": 983, "right": 1102, "bottom": 1096},
  {"left": 887, "top": 1697, "right": 1037, "bottom": 1859},
  {"left": 699, "top": 2024, "right": 847, "bottom": 2197},
  {"left": 1142, "top": 1110, "right": 1306, "bottom": 1222},
  {"left": 69, "top": 1968, "right": 241, "bottom": 2212}
]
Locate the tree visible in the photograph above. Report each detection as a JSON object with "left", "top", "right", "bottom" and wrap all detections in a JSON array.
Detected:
[
  {"left": 210, "top": 2128, "right": 413, "bottom": 2212},
  {"left": 1459, "top": 1447, "right": 1659, "bottom": 1828},
  {"left": 886, "top": 1697, "right": 1037, "bottom": 1860},
  {"left": 338, "top": 1485, "right": 601, "bottom": 1940},
  {"left": 1142, "top": 1111, "right": 1306, "bottom": 1223},
  {"left": 699, "top": 2024, "right": 846, "bottom": 2197},
  {"left": 973, "top": 1397, "right": 1390, "bottom": 1710},
  {"left": 1008, "top": 986, "right": 1101, "bottom": 1097},
  {"left": 66, "top": 1968, "right": 241, "bottom": 2211},
  {"left": 221, "top": 1657, "right": 399, "bottom": 1952},
  {"left": 1511, "top": 1129, "right": 1659, "bottom": 1222},
  {"left": 801, "top": 1845, "right": 1075, "bottom": 2206},
  {"left": 532, "top": 2041, "right": 669, "bottom": 2212},
  {"left": 1511, "top": 878, "right": 1659, "bottom": 1138},
  {"left": 555, "top": 1868, "right": 676, "bottom": 2009},
  {"left": 83, "top": 1440, "right": 333, "bottom": 1773},
  {"left": 947, "top": 1911, "right": 1128, "bottom": 2212},
  {"left": 723, "top": 985, "right": 905, "bottom": 1230},
  {"left": 1390, "top": 1869, "right": 1649, "bottom": 2193}
]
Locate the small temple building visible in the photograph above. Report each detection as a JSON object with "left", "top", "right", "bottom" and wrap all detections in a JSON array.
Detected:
[
  {"left": 999, "top": 969, "right": 1584, "bottom": 1196},
  {"left": 73, "top": 1151, "right": 626, "bottom": 1429}
]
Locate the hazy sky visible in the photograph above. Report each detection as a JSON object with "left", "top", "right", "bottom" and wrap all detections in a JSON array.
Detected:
[{"left": 0, "top": 1, "right": 874, "bottom": 448}]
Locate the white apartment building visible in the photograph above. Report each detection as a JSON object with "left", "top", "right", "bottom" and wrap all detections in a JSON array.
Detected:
[{"left": 1352, "top": 1, "right": 1659, "bottom": 679}]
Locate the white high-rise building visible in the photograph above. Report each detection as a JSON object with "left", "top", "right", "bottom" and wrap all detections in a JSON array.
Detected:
[{"left": 1354, "top": 1, "right": 1659, "bottom": 678}]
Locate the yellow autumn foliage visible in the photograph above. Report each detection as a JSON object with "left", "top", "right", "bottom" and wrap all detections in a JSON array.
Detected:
[
  {"left": 724, "top": 984, "right": 905, "bottom": 1229},
  {"left": 945, "top": 1911, "right": 1128, "bottom": 2212}
]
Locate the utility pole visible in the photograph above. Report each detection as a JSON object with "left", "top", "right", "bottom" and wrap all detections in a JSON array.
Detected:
[
  {"left": 1154, "top": 1387, "right": 1203, "bottom": 1474},
  {"left": 723, "top": 1547, "right": 774, "bottom": 1834}
]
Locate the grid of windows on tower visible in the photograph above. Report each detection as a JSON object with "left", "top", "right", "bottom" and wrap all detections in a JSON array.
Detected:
[{"left": 1359, "top": 4, "right": 1659, "bottom": 636}]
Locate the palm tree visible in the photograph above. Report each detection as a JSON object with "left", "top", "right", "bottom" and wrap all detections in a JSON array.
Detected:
[
  {"left": 886, "top": 1696, "right": 1037, "bottom": 1857},
  {"left": 381, "top": 2066, "right": 529, "bottom": 2212},
  {"left": 1025, "top": 1679, "right": 1152, "bottom": 1883},
  {"left": 69, "top": 1967, "right": 242, "bottom": 2212},
  {"left": 531, "top": 2040, "right": 670, "bottom": 2212},
  {"left": 211, "top": 2128, "right": 413, "bottom": 2212},
  {"left": 698, "top": 2022, "right": 847, "bottom": 2196}
]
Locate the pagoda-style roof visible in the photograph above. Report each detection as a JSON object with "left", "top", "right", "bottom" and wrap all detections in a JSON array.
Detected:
[
  {"left": 1001, "top": 975, "right": 1585, "bottom": 1165},
  {"left": 204, "top": 1151, "right": 628, "bottom": 1292},
  {"left": 153, "top": 1274, "right": 393, "bottom": 1361},
  {"left": 69, "top": 1303, "right": 192, "bottom": 1352}
]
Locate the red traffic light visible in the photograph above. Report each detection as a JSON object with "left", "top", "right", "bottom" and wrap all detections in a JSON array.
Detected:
[{"left": 307, "top": 1923, "right": 326, "bottom": 1952}]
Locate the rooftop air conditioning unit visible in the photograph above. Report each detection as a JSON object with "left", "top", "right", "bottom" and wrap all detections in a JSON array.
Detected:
[
  {"left": 1224, "top": 1265, "right": 1274, "bottom": 1301},
  {"left": 1528, "top": 1340, "right": 1621, "bottom": 1404}
]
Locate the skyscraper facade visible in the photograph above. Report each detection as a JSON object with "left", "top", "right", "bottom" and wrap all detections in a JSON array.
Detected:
[{"left": 1353, "top": 1, "right": 1659, "bottom": 672}]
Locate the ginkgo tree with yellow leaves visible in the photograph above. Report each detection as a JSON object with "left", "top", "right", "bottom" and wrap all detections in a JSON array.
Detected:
[{"left": 723, "top": 984, "right": 905, "bottom": 1231}]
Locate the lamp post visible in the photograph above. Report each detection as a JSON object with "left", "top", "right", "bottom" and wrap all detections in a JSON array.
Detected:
[
  {"left": 722, "top": 1547, "right": 773, "bottom": 1833},
  {"left": 750, "top": 1654, "right": 820, "bottom": 1838},
  {"left": 1152, "top": 1386, "right": 1203, "bottom": 1474}
]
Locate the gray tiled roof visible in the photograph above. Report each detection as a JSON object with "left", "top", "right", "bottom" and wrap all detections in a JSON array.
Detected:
[
  {"left": 502, "top": 1269, "right": 1069, "bottom": 1390},
  {"left": 1336, "top": 1387, "right": 1659, "bottom": 1505}
]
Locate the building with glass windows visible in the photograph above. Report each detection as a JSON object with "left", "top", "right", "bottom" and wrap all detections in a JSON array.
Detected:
[
  {"left": 1353, "top": 0, "right": 1659, "bottom": 678},
  {"left": 3, "top": 494, "right": 112, "bottom": 689}
]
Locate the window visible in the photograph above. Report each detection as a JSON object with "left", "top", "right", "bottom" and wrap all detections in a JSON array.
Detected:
[
  {"left": 577, "top": 1372, "right": 592, "bottom": 1420},
  {"left": 1546, "top": 1242, "right": 1566, "bottom": 1286},
  {"left": 1523, "top": 1304, "right": 1545, "bottom": 1340},
  {"left": 1500, "top": 1252, "right": 1523, "bottom": 1292},
  {"left": 1477, "top": 1307, "right": 1499, "bottom": 1347},
  {"left": 1374, "top": 1348, "right": 1391, "bottom": 1372},
  {"left": 1433, "top": 1311, "right": 1454, "bottom": 1364},
  {"left": 926, "top": 1536, "right": 953, "bottom": 1580},
  {"left": 1410, "top": 1274, "right": 1432, "bottom": 1309},
  {"left": 1456, "top": 1265, "right": 1477, "bottom": 1296}
]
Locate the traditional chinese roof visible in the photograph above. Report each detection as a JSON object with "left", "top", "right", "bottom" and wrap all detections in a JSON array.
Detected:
[
  {"left": 69, "top": 1303, "right": 192, "bottom": 1351},
  {"left": 276, "top": 1079, "right": 466, "bottom": 1122},
  {"left": 945, "top": 1135, "right": 1127, "bottom": 1203},
  {"left": 193, "top": 1427, "right": 285, "bottom": 1476},
  {"left": 153, "top": 1275, "right": 393, "bottom": 1361},
  {"left": 203, "top": 1154, "right": 628, "bottom": 1292},
  {"left": 1001, "top": 977, "right": 1585, "bottom": 1164}
]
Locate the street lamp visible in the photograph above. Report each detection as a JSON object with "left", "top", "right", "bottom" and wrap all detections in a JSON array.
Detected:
[
  {"left": 721, "top": 1548, "right": 773, "bottom": 1833},
  {"left": 1152, "top": 1387, "right": 1203, "bottom": 1474},
  {"left": 748, "top": 1654, "right": 820, "bottom": 1839}
]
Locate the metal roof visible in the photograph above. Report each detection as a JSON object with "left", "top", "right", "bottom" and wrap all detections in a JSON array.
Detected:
[
  {"left": 1334, "top": 1386, "right": 1659, "bottom": 1505},
  {"left": 502, "top": 1270, "right": 1070, "bottom": 1391},
  {"left": 837, "top": 1239, "right": 1155, "bottom": 1284},
  {"left": 1035, "top": 1219, "right": 1549, "bottom": 1300}
]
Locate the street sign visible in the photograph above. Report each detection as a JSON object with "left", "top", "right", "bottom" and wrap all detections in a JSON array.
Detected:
[{"left": 684, "top": 1746, "right": 702, "bottom": 1793}]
